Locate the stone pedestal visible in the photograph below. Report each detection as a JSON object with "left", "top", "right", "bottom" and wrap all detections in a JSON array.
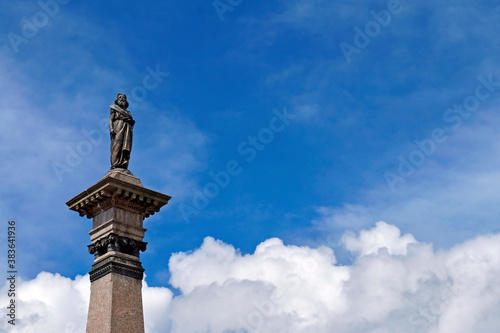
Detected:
[{"left": 66, "top": 171, "right": 171, "bottom": 333}]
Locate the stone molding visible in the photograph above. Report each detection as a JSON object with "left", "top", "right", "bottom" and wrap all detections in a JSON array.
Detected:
[
  {"left": 89, "top": 254, "right": 145, "bottom": 282},
  {"left": 88, "top": 233, "right": 147, "bottom": 258},
  {"left": 66, "top": 173, "right": 171, "bottom": 219},
  {"left": 89, "top": 218, "right": 146, "bottom": 243}
]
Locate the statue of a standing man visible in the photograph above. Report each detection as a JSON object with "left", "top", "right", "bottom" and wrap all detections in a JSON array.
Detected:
[{"left": 109, "top": 93, "right": 135, "bottom": 171}]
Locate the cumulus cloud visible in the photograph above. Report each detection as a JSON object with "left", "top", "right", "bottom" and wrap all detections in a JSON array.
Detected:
[
  {"left": 168, "top": 237, "right": 349, "bottom": 332},
  {"left": 3, "top": 223, "right": 500, "bottom": 332},
  {"left": 166, "top": 226, "right": 500, "bottom": 333},
  {"left": 0, "top": 272, "right": 89, "bottom": 333},
  {"left": 142, "top": 283, "right": 174, "bottom": 332},
  {"left": 341, "top": 221, "right": 417, "bottom": 256}
]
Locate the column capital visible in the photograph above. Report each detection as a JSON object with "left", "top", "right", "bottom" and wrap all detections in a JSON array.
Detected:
[
  {"left": 66, "top": 171, "right": 172, "bottom": 219},
  {"left": 88, "top": 233, "right": 148, "bottom": 259}
]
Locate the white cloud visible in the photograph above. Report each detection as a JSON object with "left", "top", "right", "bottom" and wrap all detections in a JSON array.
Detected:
[
  {"left": 159, "top": 227, "right": 500, "bottom": 333},
  {"left": 6, "top": 224, "right": 500, "bottom": 333},
  {"left": 342, "top": 221, "right": 417, "bottom": 256},
  {"left": 168, "top": 237, "right": 349, "bottom": 332},
  {"left": 0, "top": 272, "right": 89, "bottom": 333},
  {"left": 142, "top": 282, "right": 174, "bottom": 332}
]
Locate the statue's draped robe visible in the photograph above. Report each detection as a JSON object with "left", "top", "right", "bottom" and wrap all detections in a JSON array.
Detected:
[{"left": 109, "top": 105, "right": 134, "bottom": 169}]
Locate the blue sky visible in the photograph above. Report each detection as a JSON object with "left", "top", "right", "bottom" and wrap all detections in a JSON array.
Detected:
[{"left": 2, "top": 1, "right": 500, "bottom": 332}]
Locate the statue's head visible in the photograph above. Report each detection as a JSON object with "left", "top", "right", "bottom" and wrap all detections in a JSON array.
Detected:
[{"left": 115, "top": 93, "right": 129, "bottom": 109}]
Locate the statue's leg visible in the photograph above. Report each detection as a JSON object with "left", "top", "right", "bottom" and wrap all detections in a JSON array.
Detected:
[
  {"left": 110, "top": 138, "right": 119, "bottom": 168},
  {"left": 122, "top": 150, "right": 130, "bottom": 169}
]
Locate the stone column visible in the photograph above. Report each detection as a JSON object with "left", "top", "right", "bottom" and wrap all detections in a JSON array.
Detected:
[{"left": 66, "top": 171, "right": 171, "bottom": 333}]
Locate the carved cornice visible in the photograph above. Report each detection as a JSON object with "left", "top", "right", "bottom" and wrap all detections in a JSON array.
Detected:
[
  {"left": 88, "top": 233, "right": 147, "bottom": 258},
  {"left": 89, "top": 256, "right": 144, "bottom": 282},
  {"left": 66, "top": 174, "right": 171, "bottom": 219}
]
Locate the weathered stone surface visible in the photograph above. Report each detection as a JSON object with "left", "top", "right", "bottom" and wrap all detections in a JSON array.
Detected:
[
  {"left": 89, "top": 207, "right": 146, "bottom": 243},
  {"left": 103, "top": 169, "right": 143, "bottom": 186},
  {"left": 86, "top": 272, "right": 145, "bottom": 333}
]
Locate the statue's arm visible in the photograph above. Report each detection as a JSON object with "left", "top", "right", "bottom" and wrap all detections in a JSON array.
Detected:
[{"left": 109, "top": 110, "right": 116, "bottom": 136}]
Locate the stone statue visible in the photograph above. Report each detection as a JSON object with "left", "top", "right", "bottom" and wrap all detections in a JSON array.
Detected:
[{"left": 109, "top": 93, "right": 135, "bottom": 171}]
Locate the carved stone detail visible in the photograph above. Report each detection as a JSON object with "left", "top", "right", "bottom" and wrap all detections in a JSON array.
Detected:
[
  {"left": 89, "top": 255, "right": 145, "bottom": 282},
  {"left": 66, "top": 174, "right": 171, "bottom": 219},
  {"left": 88, "top": 233, "right": 147, "bottom": 258}
]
